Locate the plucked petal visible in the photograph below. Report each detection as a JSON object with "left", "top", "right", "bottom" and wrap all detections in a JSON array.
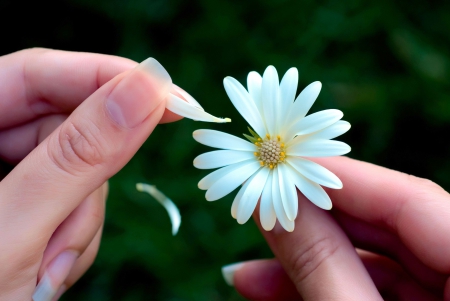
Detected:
[
  {"left": 259, "top": 171, "right": 276, "bottom": 231},
  {"left": 136, "top": 183, "right": 181, "bottom": 236},
  {"left": 224, "top": 77, "right": 266, "bottom": 136},
  {"left": 194, "top": 150, "right": 255, "bottom": 169},
  {"left": 236, "top": 167, "right": 270, "bottom": 224},
  {"left": 193, "top": 129, "right": 256, "bottom": 151},
  {"left": 288, "top": 139, "right": 351, "bottom": 157},
  {"left": 261, "top": 66, "right": 280, "bottom": 135},
  {"left": 284, "top": 109, "right": 343, "bottom": 141},
  {"left": 247, "top": 71, "right": 263, "bottom": 115},
  {"left": 288, "top": 166, "right": 332, "bottom": 209},
  {"left": 198, "top": 160, "right": 255, "bottom": 190},
  {"left": 278, "top": 68, "right": 298, "bottom": 130},
  {"left": 205, "top": 161, "right": 261, "bottom": 201},
  {"left": 166, "top": 94, "right": 231, "bottom": 123},
  {"left": 287, "top": 157, "right": 343, "bottom": 189},
  {"left": 278, "top": 163, "right": 299, "bottom": 221},
  {"left": 172, "top": 85, "right": 204, "bottom": 110},
  {"left": 272, "top": 168, "right": 295, "bottom": 232},
  {"left": 284, "top": 81, "right": 322, "bottom": 131}
]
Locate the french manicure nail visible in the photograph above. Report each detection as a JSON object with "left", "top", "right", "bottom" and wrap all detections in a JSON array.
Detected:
[
  {"left": 33, "top": 251, "right": 78, "bottom": 301},
  {"left": 106, "top": 57, "right": 172, "bottom": 129},
  {"left": 221, "top": 262, "right": 245, "bottom": 286}
]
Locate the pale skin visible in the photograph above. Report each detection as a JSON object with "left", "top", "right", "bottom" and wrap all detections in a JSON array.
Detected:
[
  {"left": 1, "top": 48, "right": 449, "bottom": 301},
  {"left": 0, "top": 48, "right": 181, "bottom": 300}
]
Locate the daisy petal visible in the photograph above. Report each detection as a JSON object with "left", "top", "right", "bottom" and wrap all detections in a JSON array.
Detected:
[
  {"left": 279, "top": 68, "right": 299, "bottom": 129},
  {"left": 236, "top": 167, "right": 270, "bottom": 224},
  {"left": 285, "top": 81, "right": 322, "bottom": 130},
  {"left": 278, "top": 164, "right": 299, "bottom": 221},
  {"left": 172, "top": 85, "right": 203, "bottom": 110},
  {"left": 272, "top": 168, "right": 295, "bottom": 232},
  {"left": 194, "top": 150, "right": 255, "bottom": 169},
  {"left": 136, "top": 183, "right": 181, "bottom": 235},
  {"left": 289, "top": 167, "right": 332, "bottom": 209},
  {"left": 167, "top": 93, "right": 231, "bottom": 123},
  {"left": 193, "top": 129, "right": 256, "bottom": 151},
  {"left": 261, "top": 66, "right": 279, "bottom": 135},
  {"left": 289, "top": 120, "right": 351, "bottom": 146},
  {"left": 198, "top": 160, "right": 255, "bottom": 190},
  {"left": 260, "top": 171, "right": 276, "bottom": 231},
  {"left": 206, "top": 161, "right": 261, "bottom": 201},
  {"left": 287, "top": 157, "right": 343, "bottom": 189},
  {"left": 224, "top": 77, "right": 266, "bottom": 136},
  {"left": 247, "top": 71, "right": 263, "bottom": 114},
  {"left": 288, "top": 139, "right": 351, "bottom": 157},
  {"left": 284, "top": 109, "right": 343, "bottom": 140},
  {"left": 231, "top": 175, "right": 252, "bottom": 219}
]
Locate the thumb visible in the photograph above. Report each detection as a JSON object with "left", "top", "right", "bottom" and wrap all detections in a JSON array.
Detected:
[{"left": 0, "top": 58, "right": 171, "bottom": 250}]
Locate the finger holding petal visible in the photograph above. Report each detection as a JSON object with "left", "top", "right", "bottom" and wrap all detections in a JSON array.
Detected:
[
  {"left": 171, "top": 84, "right": 204, "bottom": 110},
  {"left": 166, "top": 93, "right": 231, "bottom": 123}
]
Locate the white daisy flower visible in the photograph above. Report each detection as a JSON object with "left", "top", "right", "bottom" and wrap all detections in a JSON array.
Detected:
[{"left": 192, "top": 66, "right": 351, "bottom": 232}]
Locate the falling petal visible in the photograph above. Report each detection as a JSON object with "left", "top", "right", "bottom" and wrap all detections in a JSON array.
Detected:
[{"left": 136, "top": 183, "right": 181, "bottom": 235}]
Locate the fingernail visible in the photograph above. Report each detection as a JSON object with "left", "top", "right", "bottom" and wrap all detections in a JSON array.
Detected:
[
  {"left": 106, "top": 57, "right": 172, "bottom": 128},
  {"left": 33, "top": 251, "right": 78, "bottom": 301},
  {"left": 221, "top": 262, "right": 245, "bottom": 286}
]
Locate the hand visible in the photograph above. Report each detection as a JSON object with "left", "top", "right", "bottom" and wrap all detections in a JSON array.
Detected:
[
  {"left": 226, "top": 157, "right": 450, "bottom": 300},
  {"left": 0, "top": 48, "right": 180, "bottom": 301}
]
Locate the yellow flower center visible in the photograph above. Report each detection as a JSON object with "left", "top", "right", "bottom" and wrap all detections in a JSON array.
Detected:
[{"left": 254, "top": 134, "right": 286, "bottom": 169}]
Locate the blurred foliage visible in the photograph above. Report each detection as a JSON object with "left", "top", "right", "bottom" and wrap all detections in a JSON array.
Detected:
[{"left": 1, "top": 0, "right": 450, "bottom": 300}]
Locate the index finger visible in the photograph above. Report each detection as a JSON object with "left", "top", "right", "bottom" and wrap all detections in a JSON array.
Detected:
[
  {"left": 0, "top": 48, "right": 137, "bottom": 128},
  {"left": 315, "top": 156, "right": 450, "bottom": 273}
]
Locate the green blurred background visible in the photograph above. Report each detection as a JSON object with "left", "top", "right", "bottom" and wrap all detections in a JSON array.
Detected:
[{"left": 2, "top": 0, "right": 450, "bottom": 300}]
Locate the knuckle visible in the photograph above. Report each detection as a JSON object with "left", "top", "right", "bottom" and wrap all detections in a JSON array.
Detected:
[
  {"left": 48, "top": 121, "right": 108, "bottom": 174},
  {"left": 290, "top": 234, "right": 339, "bottom": 284}
]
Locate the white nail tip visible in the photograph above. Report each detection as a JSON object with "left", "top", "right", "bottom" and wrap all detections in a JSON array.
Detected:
[
  {"left": 166, "top": 93, "right": 231, "bottom": 123},
  {"left": 221, "top": 262, "right": 245, "bottom": 286},
  {"left": 136, "top": 183, "right": 181, "bottom": 235},
  {"left": 32, "top": 273, "right": 56, "bottom": 301}
]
